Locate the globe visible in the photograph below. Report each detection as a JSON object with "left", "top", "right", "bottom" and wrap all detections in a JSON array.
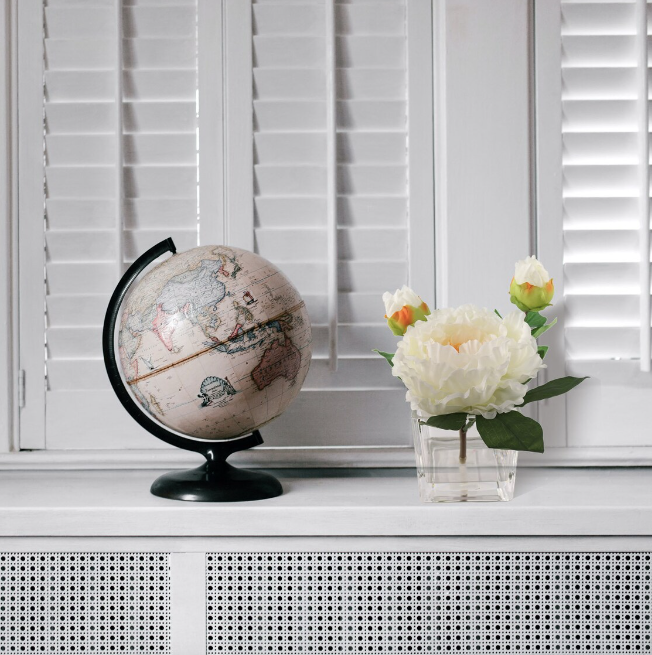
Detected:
[{"left": 117, "top": 245, "right": 312, "bottom": 441}]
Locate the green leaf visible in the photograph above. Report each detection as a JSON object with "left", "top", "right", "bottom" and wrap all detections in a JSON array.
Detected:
[
  {"left": 525, "top": 311, "right": 546, "bottom": 329},
  {"left": 476, "top": 412, "right": 544, "bottom": 453},
  {"left": 373, "top": 349, "right": 394, "bottom": 367},
  {"left": 537, "top": 345, "right": 549, "bottom": 360},
  {"left": 531, "top": 316, "right": 557, "bottom": 339},
  {"left": 422, "top": 413, "right": 468, "bottom": 431},
  {"left": 494, "top": 309, "right": 502, "bottom": 319},
  {"left": 520, "top": 376, "right": 588, "bottom": 405}
]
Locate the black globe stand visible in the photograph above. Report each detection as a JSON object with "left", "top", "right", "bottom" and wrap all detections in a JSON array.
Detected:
[
  {"left": 149, "top": 430, "right": 283, "bottom": 502},
  {"left": 102, "top": 238, "right": 283, "bottom": 502}
]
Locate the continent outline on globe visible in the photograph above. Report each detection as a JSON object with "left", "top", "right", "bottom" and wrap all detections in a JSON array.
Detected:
[{"left": 118, "top": 245, "right": 312, "bottom": 441}]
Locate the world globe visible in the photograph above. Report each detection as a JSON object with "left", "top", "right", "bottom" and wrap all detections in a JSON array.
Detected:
[{"left": 116, "top": 245, "right": 312, "bottom": 441}]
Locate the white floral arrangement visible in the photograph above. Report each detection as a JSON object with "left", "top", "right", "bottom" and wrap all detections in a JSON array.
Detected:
[{"left": 375, "top": 257, "right": 586, "bottom": 453}]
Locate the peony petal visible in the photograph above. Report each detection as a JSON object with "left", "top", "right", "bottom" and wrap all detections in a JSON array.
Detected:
[
  {"left": 391, "top": 303, "right": 544, "bottom": 419},
  {"left": 514, "top": 255, "right": 551, "bottom": 286}
]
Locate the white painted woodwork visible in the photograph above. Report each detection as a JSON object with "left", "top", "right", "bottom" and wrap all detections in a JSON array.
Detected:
[
  {"left": 13, "top": 0, "right": 641, "bottom": 465},
  {"left": 113, "top": 0, "right": 124, "bottom": 282},
  {"left": 248, "top": 0, "right": 434, "bottom": 447},
  {"left": 170, "top": 552, "right": 206, "bottom": 655},
  {"left": 433, "top": 0, "right": 448, "bottom": 308},
  {"left": 407, "top": 0, "right": 435, "bottom": 308},
  {"left": 0, "top": 468, "right": 650, "bottom": 538},
  {"left": 534, "top": 0, "right": 652, "bottom": 451},
  {"left": 325, "top": 0, "right": 338, "bottom": 371},
  {"left": 2, "top": 442, "right": 652, "bottom": 469},
  {"left": 19, "top": 0, "right": 200, "bottom": 450},
  {"left": 17, "top": 0, "right": 46, "bottom": 449},
  {"left": 197, "top": 0, "right": 225, "bottom": 247},
  {"left": 0, "top": 0, "right": 16, "bottom": 453},
  {"left": 43, "top": 387, "right": 412, "bottom": 450},
  {"left": 534, "top": 0, "right": 567, "bottom": 447},
  {"left": 636, "top": 0, "right": 651, "bottom": 371},
  {"left": 561, "top": 0, "right": 647, "bottom": 362},
  {"left": 2, "top": 535, "right": 651, "bottom": 555},
  {"left": 18, "top": 0, "right": 430, "bottom": 453},
  {"left": 437, "top": 0, "right": 531, "bottom": 316},
  {"left": 223, "top": 0, "right": 253, "bottom": 251}
]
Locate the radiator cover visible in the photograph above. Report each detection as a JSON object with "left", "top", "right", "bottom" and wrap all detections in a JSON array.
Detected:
[
  {"left": 206, "top": 552, "right": 651, "bottom": 653},
  {"left": 0, "top": 551, "right": 650, "bottom": 653},
  {"left": 0, "top": 553, "right": 170, "bottom": 653}
]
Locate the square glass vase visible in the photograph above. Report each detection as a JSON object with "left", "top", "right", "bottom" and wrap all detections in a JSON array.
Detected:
[{"left": 411, "top": 414, "right": 518, "bottom": 502}]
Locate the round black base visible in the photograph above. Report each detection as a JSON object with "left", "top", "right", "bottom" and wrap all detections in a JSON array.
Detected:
[{"left": 150, "top": 462, "right": 283, "bottom": 502}]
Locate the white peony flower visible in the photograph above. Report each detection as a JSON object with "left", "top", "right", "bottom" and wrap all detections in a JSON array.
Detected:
[
  {"left": 514, "top": 255, "right": 550, "bottom": 287},
  {"left": 392, "top": 304, "right": 545, "bottom": 420},
  {"left": 382, "top": 285, "right": 424, "bottom": 317}
]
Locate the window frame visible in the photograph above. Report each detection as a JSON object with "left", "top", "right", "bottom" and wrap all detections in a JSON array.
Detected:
[
  {"left": 6, "top": 0, "right": 437, "bottom": 464},
  {"left": 534, "top": 0, "right": 568, "bottom": 456},
  {"left": 5, "top": 0, "right": 640, "bottom": 467},
  {"left": 0, "top": 0, "right": 18, "bottom": 455},
  {"left": 16, "top": 0, "right": 45, "bottom": 449}
]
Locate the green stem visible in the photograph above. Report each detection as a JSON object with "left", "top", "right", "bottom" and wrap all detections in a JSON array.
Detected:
[
  {"left": 459, "top": 428, "right": 467, "bottom": 464},
  {"left": 459, "top": 416, "right": 475, "bottom": 465}
]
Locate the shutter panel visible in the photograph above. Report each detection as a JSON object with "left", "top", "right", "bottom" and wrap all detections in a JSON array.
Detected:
[
  {"left": 19, "top": 0, "right": 433, "bottom": 454},
  {"left": 251, "top": 0, "right": 422, "bottom": 447},
  {"left": 557, "top": 0, "right": 652, "bottom": 449},
  {"left": 562, "top": 0, "right": 646, "bottom": 363},
  {"left": 40, "top": 0, "right": 199, "bottom": 448}
]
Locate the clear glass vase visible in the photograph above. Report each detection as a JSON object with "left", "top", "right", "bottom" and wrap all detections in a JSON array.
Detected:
[{"left": 411, "top": 413, "right": 518, "bottom": 502}]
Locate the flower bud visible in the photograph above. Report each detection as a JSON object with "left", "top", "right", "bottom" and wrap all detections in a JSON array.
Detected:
[
  {"left": 509, "top": 256, "right": 554, "bottom": 312},
  {"left": 383, "top": 285, "right": 430, "bottom": 336}
]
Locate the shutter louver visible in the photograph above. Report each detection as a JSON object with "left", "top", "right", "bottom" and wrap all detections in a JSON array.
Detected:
[
  {"left": 561, "top": 0, "right": 651, "bottom": 365},
  {"left": 252, "top": 0, "right": 413, "bottom": 445},
  {"left": 19, "top": 0, "right": 432, "bottom": 453},
  {"left": 43, "top": 0, "right": 198, "bottom": 448}
]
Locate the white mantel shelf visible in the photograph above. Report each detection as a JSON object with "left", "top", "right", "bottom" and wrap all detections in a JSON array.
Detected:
[{"left": 0, "top": 468, "right": 649, "bottom": 538}]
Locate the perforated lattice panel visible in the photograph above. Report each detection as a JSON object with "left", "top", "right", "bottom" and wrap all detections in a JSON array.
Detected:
[
  {"left": 0, "top": 553, "right": 170, "bottom": 653},
  {"left": 206, "top": 552, "right": 652, "bottom": 653}
]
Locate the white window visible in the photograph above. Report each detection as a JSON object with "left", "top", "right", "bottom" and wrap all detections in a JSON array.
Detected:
[
  {"left": 8, "top": 0, "right": 635, "bottom": 466},
  {"left": 13, "top": 0, "right": 435, "bottom": 460},
  {"left": 536, "top": 0, "right": 652, "bottom": 461}
]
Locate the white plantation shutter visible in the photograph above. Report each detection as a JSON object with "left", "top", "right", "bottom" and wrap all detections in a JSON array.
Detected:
[
  {"left": 250, "top": 0, "right": 434, "bottom": 448},
  {"left": 19, "top": 0, "right": 200, "bottom": 449},
  {"left": 561, "top": 0, "right": 648, "bottom": 364},
  {"left": 17, "top": 0, "right": 433, "bottom": 454},
  {"left": 536, "top": 0, "right": 652, "bottom": 450}
]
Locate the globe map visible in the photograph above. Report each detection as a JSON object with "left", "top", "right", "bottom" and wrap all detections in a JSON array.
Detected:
[{"left": 118, "top": 246, "right": 312, "bottom": 440}]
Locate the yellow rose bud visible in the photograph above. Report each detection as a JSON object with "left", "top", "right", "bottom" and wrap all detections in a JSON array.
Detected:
[
  {"left": 383, "top": 286, "right": 431, "bottom": 336},
  {"left": 509, "top": 256, "right": 554, "bottom": 312}
]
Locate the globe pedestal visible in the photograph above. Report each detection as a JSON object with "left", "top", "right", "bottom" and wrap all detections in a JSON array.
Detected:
[{"left": 150, "top": 430, "right": 283, "bottom": 502}]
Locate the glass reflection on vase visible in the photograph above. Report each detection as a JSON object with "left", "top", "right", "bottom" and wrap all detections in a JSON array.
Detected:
[{"left": 411, "top": 413, "right": 518, "bottom": 502}]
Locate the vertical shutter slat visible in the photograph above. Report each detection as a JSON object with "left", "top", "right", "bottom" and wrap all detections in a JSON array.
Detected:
[{"left": 636, "top": 0, "right": 651, "bottom": 370}]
